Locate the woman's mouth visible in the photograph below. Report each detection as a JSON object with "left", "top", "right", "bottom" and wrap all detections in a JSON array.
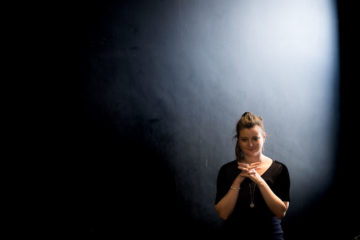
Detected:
[{"left": 246, "top": 148, "right": 256, "bottom": 151}]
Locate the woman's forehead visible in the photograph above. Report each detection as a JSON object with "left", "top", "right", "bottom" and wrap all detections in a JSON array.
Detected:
[{"left": 239, "top": 126, "right": 263, "bottom": 137}]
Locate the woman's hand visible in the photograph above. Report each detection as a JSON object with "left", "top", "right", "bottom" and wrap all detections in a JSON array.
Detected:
[
  {"left": 238, "top": 161, "right": 288, "bottom": 219},
  {"left": 237, "top": 162, "right": 264, "bottom": 184}
]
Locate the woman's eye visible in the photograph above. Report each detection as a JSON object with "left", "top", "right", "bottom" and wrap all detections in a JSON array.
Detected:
[{"left": 252, "top": 137, "right": 259, "bottom": 141}]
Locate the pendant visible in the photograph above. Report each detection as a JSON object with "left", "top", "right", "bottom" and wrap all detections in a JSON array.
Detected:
[{"left": 250, "top": 202, "right": 255, "bottom": 208}]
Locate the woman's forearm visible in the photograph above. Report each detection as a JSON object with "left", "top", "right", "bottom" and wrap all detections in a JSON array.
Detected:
[
  {"left": 215, "top": 187, "right": 240, "bottom": 220},
  {"left": 215, "top": 176, "right": 244, "bottom": 220},
  {"left": 257, "top": 180, "right": 288, "bottom": 219}
]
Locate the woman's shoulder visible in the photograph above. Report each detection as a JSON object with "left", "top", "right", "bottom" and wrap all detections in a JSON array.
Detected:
[
  {"left": 217, "top": 160, "right": 240, "bottom": 180},
  {"left": 219, "top": 160, "right": 238, "bottom": 171},
  {"left": 273, "top": 160, "right": 287, "bottom": 167},
  {"left": 272, "top": 160, "right": 289, "bottom": 174}
]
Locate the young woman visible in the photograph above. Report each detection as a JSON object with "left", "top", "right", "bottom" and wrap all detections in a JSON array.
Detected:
[{"left": 215, "top": 112, "right": 290, "bottom": 240}]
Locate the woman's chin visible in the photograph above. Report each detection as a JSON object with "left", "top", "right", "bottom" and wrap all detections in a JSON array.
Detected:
[{"left": 244, "top": 151, "right": 261, "bottom": 157}]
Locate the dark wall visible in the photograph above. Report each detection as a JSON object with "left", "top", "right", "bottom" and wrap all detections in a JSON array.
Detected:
[{"left": 43, "top": 1, "right": 359, "bottom": 239}]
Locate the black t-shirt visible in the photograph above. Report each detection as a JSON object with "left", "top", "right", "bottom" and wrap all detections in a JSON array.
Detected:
[{"left": 215, "top": 160, "right": 290, "bottom": 240}]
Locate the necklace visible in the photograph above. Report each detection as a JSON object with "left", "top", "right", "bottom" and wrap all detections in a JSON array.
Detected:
[{"left": 249, "top": 182, "right": 256, "bottom": 208}]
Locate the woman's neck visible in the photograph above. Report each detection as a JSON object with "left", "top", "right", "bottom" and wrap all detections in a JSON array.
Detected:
[{"left": 242, "top": 154, "right": 265, "bottom": 164}]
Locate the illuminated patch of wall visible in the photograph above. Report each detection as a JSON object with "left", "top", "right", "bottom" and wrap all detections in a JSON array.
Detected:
[{"left": 154, "top": 0, "right": 339, "bottom": 222}]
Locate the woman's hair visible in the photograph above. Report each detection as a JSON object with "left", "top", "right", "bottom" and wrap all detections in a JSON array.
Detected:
[{"left": 234, "top": 112, "right": 265, "bottom": 161}]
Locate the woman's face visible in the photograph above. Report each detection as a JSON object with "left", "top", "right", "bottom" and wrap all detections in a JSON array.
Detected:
[{"left": 238, "top": 125, "right": 266, "bottom": 157}]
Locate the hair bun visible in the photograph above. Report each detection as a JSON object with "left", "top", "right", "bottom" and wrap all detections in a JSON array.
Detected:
[{"left": 242, "top": 112, "right": 250, "bottom": 117}]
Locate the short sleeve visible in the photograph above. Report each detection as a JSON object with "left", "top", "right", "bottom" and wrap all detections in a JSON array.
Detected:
[
  {"left": 273, "top": 163, "right": 290, "bottom": 202},
  {"left": 215, "top": 165, "right": 230, "bottom": 205}
]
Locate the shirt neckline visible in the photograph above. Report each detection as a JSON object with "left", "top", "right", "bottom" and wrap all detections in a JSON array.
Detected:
[{"left": 260, "top": 159, "right": 274, "bottom": 177}]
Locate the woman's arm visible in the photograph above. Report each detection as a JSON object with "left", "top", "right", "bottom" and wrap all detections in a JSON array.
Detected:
[
  {"left": 241, "top": 168, "right": 289, "bottom": 219},
  {"left": 215, "top": 162, "right": 261, "bottom": 220},
  {"left": 215, "top": 174, "right": 245, "bottom": 220},
  {"left": 257, "top": 179, "right": 289, "bottom": 219}
]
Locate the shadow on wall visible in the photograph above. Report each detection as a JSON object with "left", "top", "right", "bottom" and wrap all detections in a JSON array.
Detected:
[{"left": 58, "top": 108, "right": 221, "bottom": 238}]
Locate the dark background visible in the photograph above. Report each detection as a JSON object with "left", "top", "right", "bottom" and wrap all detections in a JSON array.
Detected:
[{"left": 27, "top": 1, "right": 359, "bottom": 239}]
